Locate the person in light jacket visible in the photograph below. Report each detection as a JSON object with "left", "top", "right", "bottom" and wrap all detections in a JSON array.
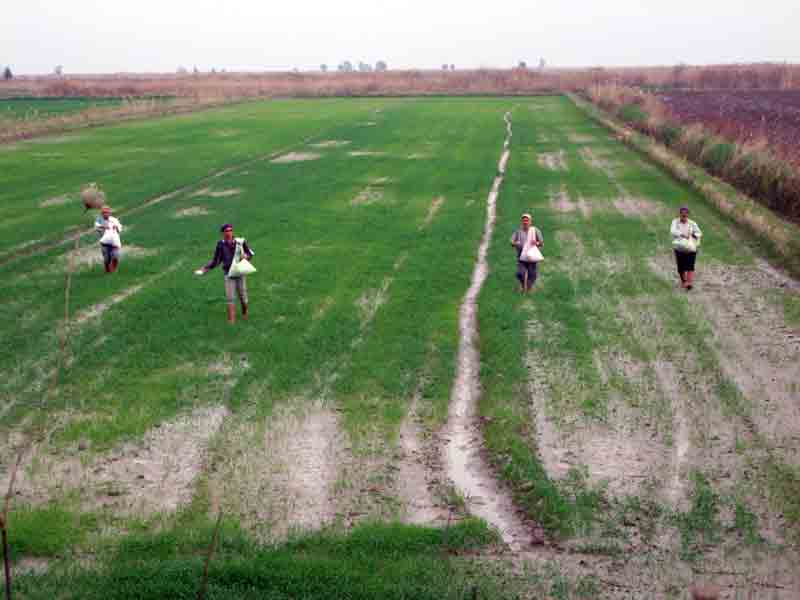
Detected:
[
  {"left": 510, "top": 213, "right": 544, "bottom": 293},
  {"left": 94, "top": 206, "right": 123, "bottom": 273},
  {"left": 671, "top": 206, "right": 702, "bottom": 290}
]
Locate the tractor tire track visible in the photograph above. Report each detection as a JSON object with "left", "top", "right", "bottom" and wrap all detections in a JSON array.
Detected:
[{"left": 443, "top": 111, "right": 535, "bottom": 549}]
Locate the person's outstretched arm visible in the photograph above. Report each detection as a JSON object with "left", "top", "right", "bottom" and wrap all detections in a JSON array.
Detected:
[{"left": 199, "top": 242, "right": 222, "bottom": 273}]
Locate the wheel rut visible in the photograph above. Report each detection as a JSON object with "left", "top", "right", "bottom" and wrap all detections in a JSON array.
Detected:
[{"left": 443, "top": 111, "right": 534, "bottom": 549}]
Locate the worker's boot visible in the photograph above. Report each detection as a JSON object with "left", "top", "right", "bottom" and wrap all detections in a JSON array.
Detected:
[
  {"left": 227, "top": 304, "right": 236, "bottom": 324},
  {"left": 686, "top": 271, "right": 694, "bottom": 291},
  {"left": 110, "top": 258, "right": 119, "bottom": 273},
  {"left": 241, "top": 302, "right": 249, "bottom": 320}
]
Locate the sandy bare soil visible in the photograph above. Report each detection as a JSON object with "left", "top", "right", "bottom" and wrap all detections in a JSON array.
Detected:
[
  {"left": 270, "top": 152, "right": 322, "bottom": 163},
  {"left": 191, "top": 187, "right": 242, "bottom": 198},
  {"left": 1, "top": 405, "right": 228, "bottom": 515}
]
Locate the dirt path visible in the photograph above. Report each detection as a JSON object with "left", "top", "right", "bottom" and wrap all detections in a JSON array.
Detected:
[
  {"left": 443, "top": 111, "right": 534, "bottom": 549},
  {"left": 397, "top": 382, "right": 450, "bottom": 525}
]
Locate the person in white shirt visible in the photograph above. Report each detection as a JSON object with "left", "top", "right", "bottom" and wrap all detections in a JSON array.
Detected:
[
  {"left": 670, "top": 206, "right": 702, "bottom": 290},
  {"left": 94, "top": 206, "right": 123, "bottom": 273},
  {"left": 510, "top": 213, "right": 544, "bottom": 293}
]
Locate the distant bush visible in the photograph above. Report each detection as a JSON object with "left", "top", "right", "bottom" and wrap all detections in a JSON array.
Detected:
[
  {"left": 588, "top": 84, "right": 800, "bottom": 223},
  {"left": 618, "top": 103, "right": 648, "bottom": 125}
]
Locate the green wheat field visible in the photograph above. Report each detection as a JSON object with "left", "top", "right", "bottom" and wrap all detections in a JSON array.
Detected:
[{"left": 1, "top": 96, "right": 798, "bottom": 598}]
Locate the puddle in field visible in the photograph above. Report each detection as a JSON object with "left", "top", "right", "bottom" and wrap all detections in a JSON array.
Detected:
[{"left": 270, "top": 152, "right": 321, "bottom": 163}]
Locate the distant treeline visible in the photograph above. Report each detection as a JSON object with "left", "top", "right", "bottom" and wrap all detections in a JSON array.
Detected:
[{"left": 2, "top": 63, "right": 798, "bottom": 99}]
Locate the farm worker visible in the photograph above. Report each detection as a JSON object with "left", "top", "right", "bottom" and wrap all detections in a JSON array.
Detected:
[
  {"left": 510, "top": 213, "right": 544, "bottom": 293},
  {"left": 94, "top": 206, "right": 123, "bottom": 273},
  {"left": 196, "top": 224, "right": 254, "bottom": 324},
  {"left": 671, "top": 206, "right": 702, "bottom": 290}
]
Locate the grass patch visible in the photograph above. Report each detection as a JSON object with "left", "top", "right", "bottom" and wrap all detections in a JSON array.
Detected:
[
  {"left": 7, "top": 505, "right": 97, "bottom": 558},
  {"left": 672, "top": 472, "right": 722, "bottom": 560},
  {"left": 15, "top": 520, "right": 513, "bottom": 600}
]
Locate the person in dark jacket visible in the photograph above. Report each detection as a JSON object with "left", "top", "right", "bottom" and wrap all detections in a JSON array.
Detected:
[{"left": 196, "top": 224, "right": 254, "bottom": 323}]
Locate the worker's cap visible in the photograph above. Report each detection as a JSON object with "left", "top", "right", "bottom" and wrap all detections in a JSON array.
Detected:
[
  {"left": 521, "top": 213, "right": 532, "bottom": 220},
  {"left": 220, "top": 223, "right": 233, "bottom": 232},
  {"left": 679, "top": 206, "right": 689, "bottom": 213}
]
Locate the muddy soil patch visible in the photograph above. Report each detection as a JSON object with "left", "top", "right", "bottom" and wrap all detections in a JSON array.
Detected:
[
  {"left": 419, "top": 196, "right": 445, "bottom": 230},
  {"left": 3, "top": 405, "right": 228, "bottom": 515},
  {"left": 270, "top": 152, "right": 321, "bottom": 164},
  {"left": 549, "top": 186, "right": 576, "bottom": 213},
  {"left": 310, "top": 140, "right": 351, "bottom": 148},
  {"left": 568, "top": 133, "right": 596, "bottom": 144},
  {"left": 39, "top": 195, "right": 74, "bottom": 208},
  {"left": 656, "top": 258, "right": 800, "bottom": 466},
  {"left": 348, "top": 150, "right": 386, "bottom": 157},
  {"left": 174, "top": 206, "right": 210, "bottom": 218},
  {"left": 208, "top": 400, "right": 346, "bottom": 541},
  {"left": 61, "top": 244, "right": 158, "bottom": 271},
  {"left": 613, "top": 196, "right": 664, "bottom": 217},
  {"left": 351, "top": 186, "right": 385, "bottom": 207},
  {"left": 397, "top": 384, "right": 450, "bottom": 525},
  {"left": 191, "top": 187, "right": 242, "bottom": 198},
  {"left": 580, "top": 146, "right": 615, "bottom": 175},
  {"left": 537, "top": 149, "right": 567, "bottom": 171},
  {"left": 527, "top": 320, "right": 672, "bottom": 501}
]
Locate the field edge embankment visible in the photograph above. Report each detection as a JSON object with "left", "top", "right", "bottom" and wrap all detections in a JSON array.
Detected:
[{"left": 568, "top": 92, "right": 800, "bottom": 278}]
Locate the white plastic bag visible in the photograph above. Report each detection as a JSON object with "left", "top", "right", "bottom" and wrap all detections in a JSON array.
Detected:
[
  {"left": 99, "top": 230, "right": 121, "bottom": 248},
  {"left": 228, "top": 258, "right": 256, "bottom": 278},
  {"left": 227, "top": 237, "right": 257, "bottom": 278},
  {"left": 522, "top": 243, "right": 544, "bottom": 263},
  {"left": 672, "top": 238, "right": 697, "bottom": 253}
]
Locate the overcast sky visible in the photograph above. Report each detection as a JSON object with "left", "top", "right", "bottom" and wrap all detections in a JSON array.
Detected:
[{"left": 3, "top": 0, "right": 798, "bottom": 74}]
